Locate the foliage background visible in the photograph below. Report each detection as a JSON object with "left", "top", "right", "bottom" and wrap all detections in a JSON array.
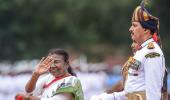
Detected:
[{"left": 0, "top": 0, "right": 169, "bottom": 65}]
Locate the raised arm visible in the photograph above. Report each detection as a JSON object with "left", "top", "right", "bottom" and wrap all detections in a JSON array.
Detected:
[{"left": 25, "top": 56, "right": 54, "bottom": 93}]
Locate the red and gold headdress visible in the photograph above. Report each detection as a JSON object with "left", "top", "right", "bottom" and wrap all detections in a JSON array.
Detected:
[{"left": 132, "top": 0, "right": 161, "bottom": 46}]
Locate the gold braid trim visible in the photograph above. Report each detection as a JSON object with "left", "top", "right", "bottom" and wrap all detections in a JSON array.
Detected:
[{"left": 145, "top": 52, "right": 160, "bottom": 58}]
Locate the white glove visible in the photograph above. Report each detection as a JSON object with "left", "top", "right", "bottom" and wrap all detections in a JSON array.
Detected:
[
  {"left": 90, "top": 92, "right": 114, "bottom": 100},
  {"left": 90, "top": 95, "right": 101, "bottom": 100}
]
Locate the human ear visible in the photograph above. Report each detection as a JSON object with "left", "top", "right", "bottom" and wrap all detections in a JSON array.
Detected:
[{"left": 144, "top": 29, "right": 149, "bottom": 34}]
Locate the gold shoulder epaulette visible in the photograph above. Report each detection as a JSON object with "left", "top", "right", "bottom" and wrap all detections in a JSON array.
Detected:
[
  {"left": 145, "top": 52, "right": 160, "bottom": 58},
  {"left": 147, "top": 42, "right": 155, "bottom": 49}
]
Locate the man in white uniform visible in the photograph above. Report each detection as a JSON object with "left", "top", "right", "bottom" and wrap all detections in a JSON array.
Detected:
[
  {"left": 15, "top": 49, "right": 84, "bottom": 100},
  {"left": 90, "top": 0, "right": 168, "bottom": 100}
]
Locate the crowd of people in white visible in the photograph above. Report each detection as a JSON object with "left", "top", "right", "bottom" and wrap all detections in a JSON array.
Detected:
[{"left": 0, "top": 57, "right": 169, "bottom": 100}]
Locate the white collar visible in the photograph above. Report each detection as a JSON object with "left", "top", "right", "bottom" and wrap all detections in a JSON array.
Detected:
[{"left": 141, "top": 38, "right": 154, "bottom": 48}]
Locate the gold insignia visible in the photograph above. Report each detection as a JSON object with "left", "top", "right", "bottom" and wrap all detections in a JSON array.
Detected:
[
  {"left": 147, "top": 42, "right": 154, "bottom": 49},
  {"left": 127, "top": 57, "right": 141, "bottom": 70},
  {"left": 145, "top": 52, "right": 160, "bottom": 58}
]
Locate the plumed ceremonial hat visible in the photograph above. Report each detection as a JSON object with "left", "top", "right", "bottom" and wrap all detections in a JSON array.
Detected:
[{"left": 132, "top": 0, "right": 159, "bottom": 34}]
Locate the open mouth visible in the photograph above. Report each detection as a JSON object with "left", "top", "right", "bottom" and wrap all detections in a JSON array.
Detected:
[{"left": 131, "top": 32, "right": 134, "bottom": 35}]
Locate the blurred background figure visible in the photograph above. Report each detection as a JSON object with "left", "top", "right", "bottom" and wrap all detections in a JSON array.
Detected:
[{"left": 0, "top": 0, "right": 170, "bottom": 100}]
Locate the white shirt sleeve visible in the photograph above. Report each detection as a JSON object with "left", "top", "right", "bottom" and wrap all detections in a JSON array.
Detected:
[
  {"left": 32, "top": 74, "right": 49, "bottom": 96},
  {"left": 90, "top": 92, "right": 114, "bottom": 100},
  {"left": 90, "top": 91, "right": 126, "bottom": 100},
  {"left": 144, "top": 56, "right": 164, "bottom": 100},
  {"left": 114, "top": 91, "right": 126, "bottom": 100}
]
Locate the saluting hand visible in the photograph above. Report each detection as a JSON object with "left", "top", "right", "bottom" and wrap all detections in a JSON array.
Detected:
[{"left": 34, "top": 56, "right": 54, "bottom": 75}]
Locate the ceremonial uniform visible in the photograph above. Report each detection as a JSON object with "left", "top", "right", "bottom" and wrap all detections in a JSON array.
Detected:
[
  {"left": 32, "top": 74, "right": 84, "bottom": 100},
  {"left": 124, "top": 38, "right": 166, "bottom": 100}
]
